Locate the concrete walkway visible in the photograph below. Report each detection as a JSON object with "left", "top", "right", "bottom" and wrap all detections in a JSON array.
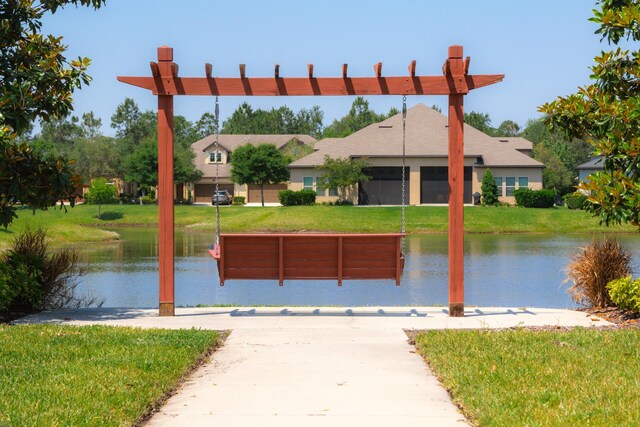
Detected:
[{"left": 19, "top": 307, "right": 608, "bottom": 426}]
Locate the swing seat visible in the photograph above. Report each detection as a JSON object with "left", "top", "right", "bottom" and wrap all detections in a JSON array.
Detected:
[{"left": 209, "top": 233, "right": 405, "bottom": 286}]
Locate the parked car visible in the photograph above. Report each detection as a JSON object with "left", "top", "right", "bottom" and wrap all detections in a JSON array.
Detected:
[{"left": 212, "top": 190, "right": 232, "bottom": 205}]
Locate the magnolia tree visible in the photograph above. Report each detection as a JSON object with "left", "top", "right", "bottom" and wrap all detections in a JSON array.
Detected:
[
  {"left": 0, "top": 0, "right": 105, "bottom": 227},
  {"left": 541, "top": 0, "right": 640, "bottom": 227}
]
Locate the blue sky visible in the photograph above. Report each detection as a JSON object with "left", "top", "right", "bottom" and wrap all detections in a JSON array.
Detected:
[{"left": 42, "top": 0, "right": 604, "bottom": 136}]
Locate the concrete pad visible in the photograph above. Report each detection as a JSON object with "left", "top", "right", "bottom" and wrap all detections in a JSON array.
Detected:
[
  {"left": 16, "top": 307, "right": 609, "bottom": 426},
  {"left": 17, "top": 306, "right": 610, "bottom": 330}
]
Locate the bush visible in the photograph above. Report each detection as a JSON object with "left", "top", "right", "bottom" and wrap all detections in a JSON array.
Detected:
[
  {"left": 564, "top": 192, "right": 588, "bottom": 210},
  {"left": 481, "top": 169, "right": 499, "bottom": 206},
  {"left": 278, "top": 190, "right": 316, "bottom": 206},
  {"left": 514, "top": 188, "right": 556, "bottom": 208},
  {"left": 140, "top": 195, "right": 155, "bottom": 205},
  {"left": 233, "top": 196, "right": 245, "bottom": 205},
  {"left": 565, "top": 237, "right": 632, "bottom": 307},
  {"left": 607, "top": 276, "right": 640, "bottom": 313},
  {"left": 0, "top": 228, "right": 94, "bottom": 322}
]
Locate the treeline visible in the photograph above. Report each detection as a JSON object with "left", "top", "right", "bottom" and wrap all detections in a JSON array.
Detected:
[
  {"left": 22, "top": 97, "right": 590, "bottom": 195},
  {"left": 464, "top": 111, "right": 592, "bottom": 193}
]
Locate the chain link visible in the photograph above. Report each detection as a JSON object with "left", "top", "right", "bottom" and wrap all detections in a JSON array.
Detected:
[
  {"left": 214, "top": 96, "right": 221, "bottom": 245},
  {"left": 401, "top": 96, "right": 407, "bottom": 247}
]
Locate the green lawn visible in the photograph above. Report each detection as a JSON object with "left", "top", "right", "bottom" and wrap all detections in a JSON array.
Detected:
[
  {"left": 1, "top": 203, "right": 636, "bottom": 246},
  {"left": 415, "top": 328, "right": 640, "bottom": 427},
  {"left": 0, "top": 324, "right": 221, "bottom": 426}
]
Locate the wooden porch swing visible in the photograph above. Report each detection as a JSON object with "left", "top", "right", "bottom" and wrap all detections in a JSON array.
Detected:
[
  {"left": 206, "top": 96, "right": 409, "bottom": 286},
  {"left": 117, "top": 45, "right": 504, "bottom": 317}
]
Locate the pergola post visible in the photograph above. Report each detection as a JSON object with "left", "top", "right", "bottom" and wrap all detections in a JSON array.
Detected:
[
  {"left": 157, "top": 46, "right": 175, "bottom": 316},
  {"left": 446, "top": 46, "right": 465, "bottom": 317}
]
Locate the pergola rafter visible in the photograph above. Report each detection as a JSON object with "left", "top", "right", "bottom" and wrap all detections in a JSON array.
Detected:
[{"left": 118, "top": 45, "right": 504, "bottom": 317}]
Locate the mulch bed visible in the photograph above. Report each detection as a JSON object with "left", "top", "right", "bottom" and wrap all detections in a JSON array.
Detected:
[{"left": 579, "top": 306, "right": 640, "bottom": 329}]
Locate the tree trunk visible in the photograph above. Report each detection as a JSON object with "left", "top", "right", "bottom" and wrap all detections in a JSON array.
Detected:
[{"left": 260, "top": 184, "right": 265, "bottom": 207}]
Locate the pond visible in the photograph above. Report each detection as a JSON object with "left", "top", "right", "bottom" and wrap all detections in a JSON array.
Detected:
[{"left": 75, "top": 228, "right": 640, "bottom": 309}]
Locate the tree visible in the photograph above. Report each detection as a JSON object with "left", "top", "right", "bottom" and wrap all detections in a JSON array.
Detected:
[
  {"left": 123, "top": 138, "right": 158, "bottom": 194},
  {"left": 522, "top": 118, "right": 591, "bottom": 193},
  {"left": 541, "top": 0, "right": 640, "bottom": 227},
  {"left": 221, "top": 103, "right": 324, "bottom": 138},
  {"left": 230, "top": 144, "right": 290, "bottom": 206},
  {"left": 85, "top": 178, "right": 116, "bottom": 219},
  {"left": 532, "top": 144, "right": 576, "bottom": 191},
  {"left": 480, "top": 169, "right": 499, "bottom": 206},
  {"left": 464, "top": 111, "right": 496, "bottom": 135},
  {"left": 0, "top": 0, "right": 105, "bottom": 227},
  {"left": 322, "top": 97, "right": 388, "bottom": 137},
  {"left": 496, "top": 120, "right": 521, "bottom": 137},
  {"left": 316, "top": 156, "right": 371, "bottom": 202}
]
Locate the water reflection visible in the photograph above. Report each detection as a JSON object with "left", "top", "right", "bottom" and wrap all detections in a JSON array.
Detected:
[{"left": 76, "top": 229, "right": 640, "bottom": 309}]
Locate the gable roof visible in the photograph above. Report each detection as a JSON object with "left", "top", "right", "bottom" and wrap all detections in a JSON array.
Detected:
[
  {"left": 192, "top": 134, "right": 317, "bottom": 179},
  {"left": 290, "top": 104, "right": 542, "bottom": 168},
  {"left": 577, "top": 156, "right": 604, "bottom": 170}
]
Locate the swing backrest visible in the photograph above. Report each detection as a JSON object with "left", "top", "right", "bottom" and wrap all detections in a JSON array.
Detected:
[{"left": 211, "top": 233, "right": 405, "bottom": 285}]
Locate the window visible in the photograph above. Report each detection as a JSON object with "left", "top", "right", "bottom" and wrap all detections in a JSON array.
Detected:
[
  {"left": 329, "top": 187, "right": 338, "bottom": 197},
  {"left": 506, "top": 177, "right": 516, "bottom": 196},
  {"left": 494, "top": 177, "right": 503, "bottom": 197},
  {"left": 518, "top": 177, "right": 529, "bottom": 189},
  {"left": 303, "top": 177, "right": 314, "bottom": 191},
  {"left": 209, "top": 151, "right": 222, "bottom": 163}
]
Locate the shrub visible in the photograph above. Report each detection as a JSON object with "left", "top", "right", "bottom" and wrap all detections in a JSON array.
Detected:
[
  {"left": 140, "top": 195, "right": 155, "bottom": 205},
  {"left": 564, "top": 192, "right": 588, "bottom": 210},
  {"left": 565, "top": 237, "right": 632, "bottom": 307},
  {"left": 481, "top": 169, "right": 499, "bottom": 206},
  {"left": 607, "top": 276, "right": 640, "bottom": 313},
  {"left": 0, "top": 228, "right": 93, "bottom": 321},
  {"left": 278, "top": 190, "right": 316, "bottom": 206},
  {"left": 514, "top": 188, "right": 556, "bottom": 208},
  {"left": 233, "top": 196, "right": 245, "bottom": 205}
]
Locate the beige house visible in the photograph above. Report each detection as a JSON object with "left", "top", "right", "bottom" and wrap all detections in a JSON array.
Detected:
[
  {"left": 289, "top": 104, "right": 543, "bottom": 205},
  {"left": 190, "top": 134, "right": 316, "bottom": 203}
]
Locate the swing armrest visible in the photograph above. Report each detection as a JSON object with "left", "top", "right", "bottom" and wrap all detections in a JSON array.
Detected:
[{"left": 209, "top": 245, "right": 221, "bottom": 259}]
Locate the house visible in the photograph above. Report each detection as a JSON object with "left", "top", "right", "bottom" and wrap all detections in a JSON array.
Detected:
[
  {"left": 190, "top": 134, "right": 316, "bottom": 203},
  {"left": 576, "top": 156, "right": 604, "bottom": 183},
  {"left": 289, "top": 104, "right": 544, "bottom": 205}
]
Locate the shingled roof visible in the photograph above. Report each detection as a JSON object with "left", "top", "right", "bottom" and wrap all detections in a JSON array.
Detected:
[
  {"left": 192, "top": 134, "right": 317, "bottom": 179},
  {"left": 290, "top": 104, "right": 542, "bottom": 168}
]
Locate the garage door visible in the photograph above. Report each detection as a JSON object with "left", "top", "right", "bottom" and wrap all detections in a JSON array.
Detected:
[
  {"left": 358, "top": 167, "right": 409, "bottom": 205},
  {"left": 247, "top": 184, "right": 287, "bottom": 204},
  {"left": 420, "top": 166, "right": 472, "bottom": 204},
  {"left": 194, "top": 183, "right": 234, "bottom": 203}
]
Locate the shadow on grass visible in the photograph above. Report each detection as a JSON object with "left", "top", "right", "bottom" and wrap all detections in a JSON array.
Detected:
[{"left": 97, "top": 212, "right": 124, "bottom": 221}]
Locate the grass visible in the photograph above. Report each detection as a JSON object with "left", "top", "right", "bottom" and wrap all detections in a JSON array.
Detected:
[
  {"left": 1, "top": 203, "right": 636, "bottom": 246},
  {"left": 415, "top": 328, "right": 640, "bottom": 427},
  {"left": 0, "top": 324, "right": 221, "bottom": 426}
]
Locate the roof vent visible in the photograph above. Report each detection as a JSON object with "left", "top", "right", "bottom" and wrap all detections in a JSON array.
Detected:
[
  {"left": 378, "top": 125, "right": 393, "bottom": 129},
  {"left": 499, "top": 139, "right": 509, "bottom": 143}
]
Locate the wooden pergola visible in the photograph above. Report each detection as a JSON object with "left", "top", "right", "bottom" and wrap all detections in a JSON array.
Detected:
[{"left": 118, "top": 45, "right": 503, "bottom": 317}]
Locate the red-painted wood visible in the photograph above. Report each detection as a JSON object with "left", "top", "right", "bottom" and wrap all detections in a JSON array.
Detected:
[
  {"left": 210, "top": 233, "right": 405, "bottom": 285},
  {"left": 117, "top": 74, "right": 503, "bottom": 96},
  {"left": 118, "top": 44, "right": 503, "bottom": 317},
  {"left": 446, "top": 45, "right": 466, "bottom": 317},
  {"left": 157, "top": 46, "right": 175, "bottom": 317}
]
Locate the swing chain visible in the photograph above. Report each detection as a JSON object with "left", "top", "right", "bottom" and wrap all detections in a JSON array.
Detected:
[
  {"left": 214, "top": 96, "right": 221, "bottom": 245},
  {"left": 401, "top": 95, "right": 407, "bottom": 239}
]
